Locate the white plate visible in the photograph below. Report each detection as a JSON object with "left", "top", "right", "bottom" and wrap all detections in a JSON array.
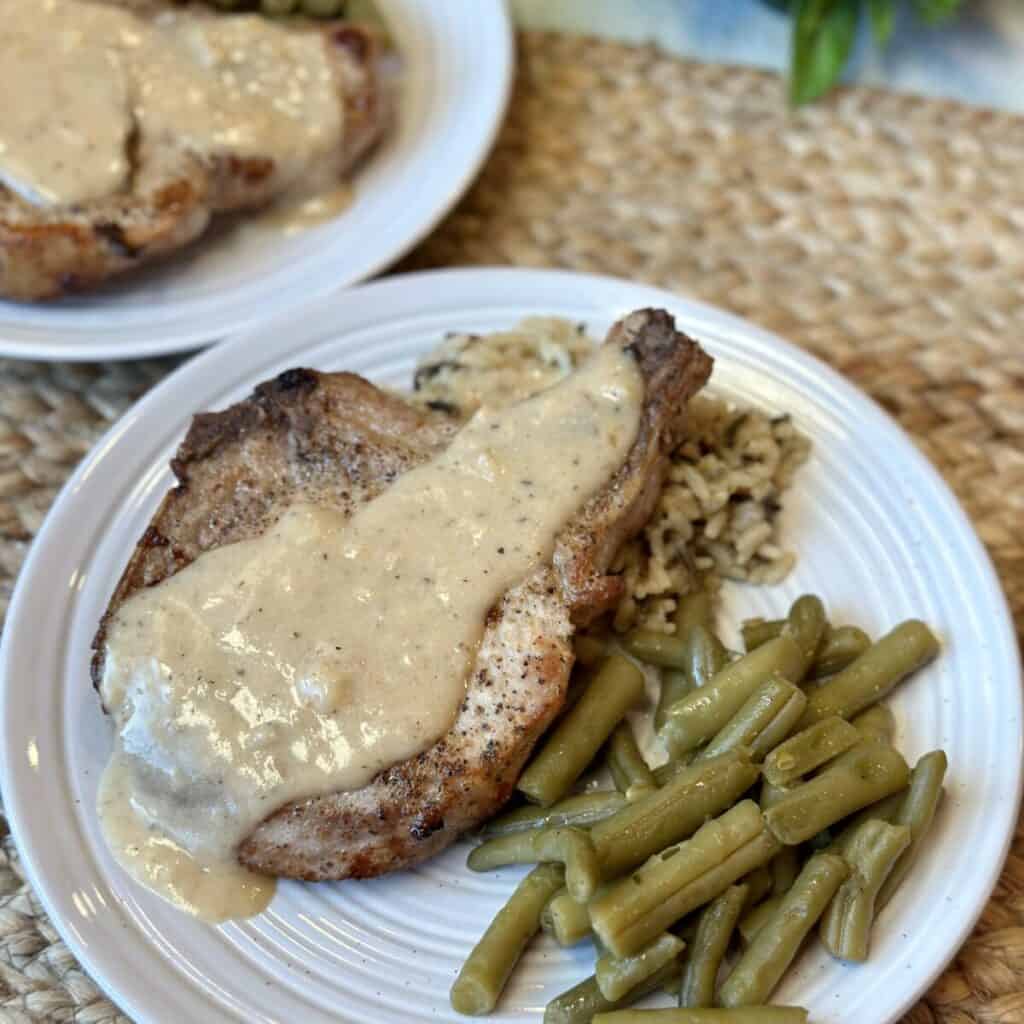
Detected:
[
  {"left": 0, "top": 2, "right": 511, "bottom": 362},
  {"left": 1, "top": 268, "right": 1020, "bottom": 1023}
]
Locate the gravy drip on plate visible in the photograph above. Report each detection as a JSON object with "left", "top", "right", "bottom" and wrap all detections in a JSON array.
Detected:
[
  {"left": 256, "top": 182, "right": 354, "bottom": 235},
  {"left": 0, "top": 0, "right": 345, "bottom": 207},
  {"left": 97, "top": 344, "right": 643, "bottom": 921}
]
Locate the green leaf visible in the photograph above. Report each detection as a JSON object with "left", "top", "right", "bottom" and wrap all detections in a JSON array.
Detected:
[
  {"left": 868, "top": 0, "right": 895, "bottom": 47},
  {"left": 789, "top": 0, "right": 861, "bottom": 106},
  {"left": 913, "top": 0, "right": 965, "bottom": 25}
]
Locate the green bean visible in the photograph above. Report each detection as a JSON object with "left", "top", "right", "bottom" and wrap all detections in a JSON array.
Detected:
[
  {"left": 746, "top": 613, "right": 860, "bottom": 676},
  {"left": 675, "top": 588, "right": 714, "bottom": 635},
  {"left": 528, "top": 770, "right": 729, "bottom": 942},
  {"left": 590, "top": 801, "right": 781, "bottom": 957},
  {"left": 688, "top": 626, "right": 731, "bottom": 686},
  {"left": 679, "top": 884, "right": 747, "bottom": 1007},
  {"left": 596, "top": 932, "right": 686, "bottom": 1001},
  {"left": 562, "top": 830, "right": 600, "bottom": 899},
  {"left": 851, "top": 704, "right": 896, "bottom": 746},
  {"left": 763, "top": 743, "right": 910, "bottom": 845},
  {"left": 519, "top": 654, "right": 645, "bottom": 806},
  {"left": 591, "top": 749, "right": 760, "bottom": 879},
  {"left": 737, "top": 896, "right": 783, "bottom": 946},
  {"left": 770, "top": 846, "right": 801, "bottom": 897},
  {"left": 741, "top": 618, "right": 784, "bottom": 651},
  {"left": 657, "top": 626, "right": 730, "bottom": 730},
  {"left": 659, "top": 635, "right": 806, "bottom": 757},
  {"left": 545, "top": 962, "right": 683, "bottom": 1024},
  {"left": 696, "top": 675, "right": 806, "bottom": 763},
  {"left": 719, "top": 853, "right": 849, "bottom": 1007},
  {"left": 759, "top": 779, "right": 793, "bottom": 812},
  {"left": 877, "top": 750, "right": 947, "bottom": 909},
  {"left": 467, "top": 827, "right": 599, "bottom": 902},
  {"left": 657, "top": 669, "right": 694, "bottom": 731},
  {"left": 608, "top": 722, "right": 658, "bottom": 796},
  {"left": 544, "top": 885, "right": 598, "bottom": 946},
  {"left": 829, "top": 789, "right": 906, "bottom": 852},
  {"left": 593, "top": 1011, "right": 809, "bottom": 1024},
  {"left": 623, "top": 630, "right": 692, "bottom": 670},
  {"left": 575, "top": 634, "right": 609, "bottom": 666},
  {"left": 782, "top": 595, "right": 827, "bottom": 666},
  {"left": 740, "top": 866, "right": 774, "bottom": 909},
  {"left": 482, "top": 790, "right": 627, "bottom": 837},
  {"left": 800, "top": 620, "right": 939, "bottom": 726},
  {"left": 450, "top": 862, "right": 565, "bottom": 1015},
  {"left": 762, "top": 716, "right": 861, "bottom": 787},
  {"left": 561, "top": 669, "right": 595, "bottom": 717},
  {"left": 820, "top": 819, "right": 911, "bottom": 961},
  {"left": 811, "top": 625, "right": 871, "bottom": 679}
]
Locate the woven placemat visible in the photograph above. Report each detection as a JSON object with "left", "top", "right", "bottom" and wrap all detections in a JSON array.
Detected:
[{"left": 0, "top": 30, "right": 1022, "bottom": 1023}]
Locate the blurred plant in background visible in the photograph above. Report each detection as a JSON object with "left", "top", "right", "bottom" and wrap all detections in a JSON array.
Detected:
[{"left": 765, "top": 0, "right": 967, "bottom": 103}]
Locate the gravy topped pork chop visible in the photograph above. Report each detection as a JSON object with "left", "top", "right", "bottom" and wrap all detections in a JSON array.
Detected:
[
  {"left": 91, "top": 309, "right": 712, "bottom": 920},
  {"left": 0, "top": 0, "right": 384, "bottom": 300}
]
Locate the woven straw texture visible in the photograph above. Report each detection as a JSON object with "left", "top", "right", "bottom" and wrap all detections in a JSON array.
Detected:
[{"left": 0, "top": 30, "right": 1022, "bottom": 1024}]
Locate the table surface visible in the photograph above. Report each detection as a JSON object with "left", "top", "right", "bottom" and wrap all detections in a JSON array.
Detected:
[{"left": 512, "top": 0, "right": 1024, "bottom": 113}]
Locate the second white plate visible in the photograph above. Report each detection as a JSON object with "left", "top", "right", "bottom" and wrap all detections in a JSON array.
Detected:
[
  {"left": 0, "top": 1, "right": 512, "bottom": 361},
  {"left": 1, "top": 269, "right": 1020, "bottom": 1023}
]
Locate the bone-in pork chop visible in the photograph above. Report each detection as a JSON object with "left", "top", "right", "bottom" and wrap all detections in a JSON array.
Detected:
[
  {"left": 0, "top": 1, "right": 384, "bottom": 300},
  {"left": 92, "top": 309, "right": 712, "bottom": 882}
]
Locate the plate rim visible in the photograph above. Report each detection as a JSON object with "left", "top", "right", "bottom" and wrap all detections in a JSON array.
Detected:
[
  {"left": 1, "top": 266, "right": 1020, "bottom": 1022},
  {"left": 0, "top": 0, "right": 514, "bottom": 362}
]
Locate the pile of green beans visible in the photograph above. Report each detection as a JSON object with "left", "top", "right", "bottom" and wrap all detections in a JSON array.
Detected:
[{"left": 452, "top": 591, "right": 947, "bottom": 1019}]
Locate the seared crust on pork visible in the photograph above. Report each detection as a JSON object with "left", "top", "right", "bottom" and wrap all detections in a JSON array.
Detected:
[
  {"left": 91, "top": 309, "right": 713, "bottom": 879},
  {"left": 0, "top": 23, "right": 384, "bottom": 301}
]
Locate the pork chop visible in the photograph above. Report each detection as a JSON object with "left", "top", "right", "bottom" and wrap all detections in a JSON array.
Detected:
[
  {"left": 91, "top": 309, "right": 713, "bottom": 880},
  {"left": 0, "top": 2, "right": 384, "bottom": 301}
]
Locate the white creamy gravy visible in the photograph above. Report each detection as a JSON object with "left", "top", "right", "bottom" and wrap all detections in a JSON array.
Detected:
[
  {"left": 98, "top": 344, "right": 644, "bottom": 920},
  {"left": 0, "top": 0, "right": 344, "bottom": 207}
]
